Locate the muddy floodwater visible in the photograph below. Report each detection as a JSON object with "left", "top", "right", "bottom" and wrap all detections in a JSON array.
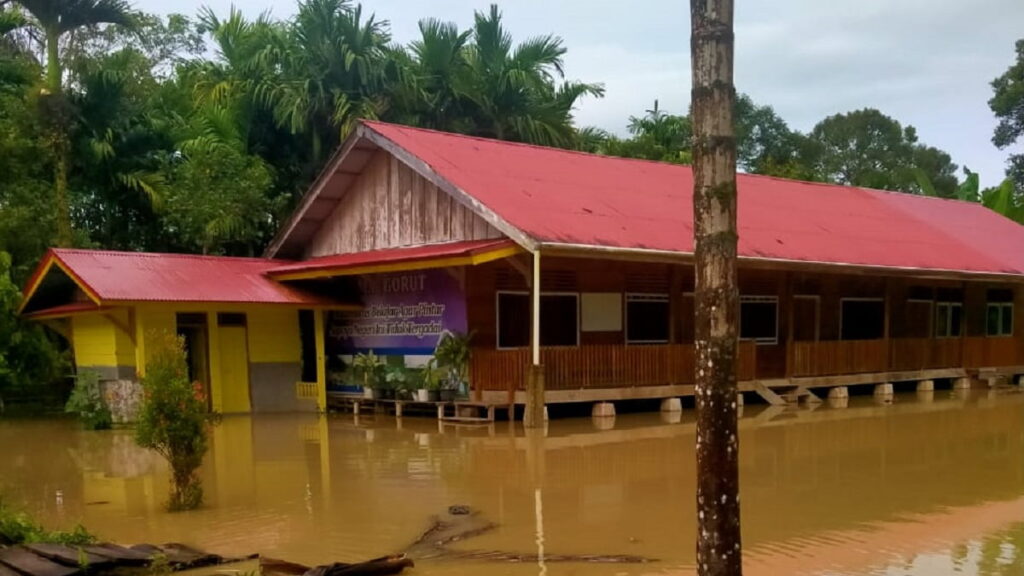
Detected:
[{"left": 1, "top": 391, "right": 1022, "bottom": 576}]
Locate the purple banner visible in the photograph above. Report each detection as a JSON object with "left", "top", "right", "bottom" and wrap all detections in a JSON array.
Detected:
[{"left": 326, "top": 269, "right": 467, "bottom": 356}]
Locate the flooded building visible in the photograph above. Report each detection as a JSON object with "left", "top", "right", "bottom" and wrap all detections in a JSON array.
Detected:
[{"left": 19, "top": 121, "right": 1024, "bottom": 416}]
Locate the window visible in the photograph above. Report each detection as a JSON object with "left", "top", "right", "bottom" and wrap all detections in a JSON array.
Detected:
[
  {"left": 841, "top": 299, "right": 884, "bottom": 340},
  {"left": 496, "top": 292, "right": 579, "bottom": 348},
  {"left": 626, "top": 294, "right": 670, "bottom": 344},
  {"left": 903, "top": 299, "right": 933, "bottom": 338},
  {"left": 935, "top": 302, "right": 962, "bottom": 338},
  {"left": 217, "top": 312, "right": 246, "bottom": 326},
  {"left": 987, "top": 303, "right": 1013, "bottom": 337},
  {"left": 298, "top": 310, "right": 317, "bottom": 382},
  {"left": 740, "top": 296, "right": 778, "bottom": 344}
]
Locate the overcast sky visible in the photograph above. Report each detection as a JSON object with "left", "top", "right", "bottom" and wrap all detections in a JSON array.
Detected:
[{"left": 136, "top": 0, "right": 1024, "bottom": 187}]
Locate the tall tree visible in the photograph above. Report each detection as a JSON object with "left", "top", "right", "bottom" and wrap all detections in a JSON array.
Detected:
[
  {"left": 803, "top": 108, "right": 958, "bottom": 196},
  {"left": 13, "top": 0, "right": 134, "bottom": 246},
  {"left": 990, "top": 38, "right": 1024, "bottom": 191},
  {"left": 690, "top": 1, "right": 742, "bottom": 575}
]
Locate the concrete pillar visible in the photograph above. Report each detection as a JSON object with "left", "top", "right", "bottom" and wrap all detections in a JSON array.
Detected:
[
  {"left": 395, "top": 402, "right": 403, "bottom": 418},
  {"left": 828, "top": 386, "right": 849, "bottom": 399},
  {"left": 592, "top": 402, "right": 616, "bottom": 418},
  {"left": 953, "top": 377, "right": 972, "bottom": 390},
  {"left": 437, "top": 404, "right": 445, "bottom": 420},
  {"left": 874, "top": 383, "right": 894, "bottom": 398},
  {"left": 592, "top": 415, "right": 616, "bottom": 430},
  {"left": 827, "top": 397, "right": 849, "bottom": 409},
  {"left": 916, "top": 380, "right": 934, "bottom": 392},
  {"left": 916, "top": 390, "right": 935, "bottom": 403},
  {"left": 524, "top": 365, "right": 546, "bottom": 428},
  {"left": 661, "top": 398, "right": 682, "bottom": 412},
  {"left": 660, "top": 410, "right": 682, "bottom": 424},
  {"left": 736, "top": 393, "right": 744, "bottom": 407},
  {"left": 352, "top": 401, "right": 360, "bottom": 415},
  {"left": 1017, "top": 374, "right": 1024, "bottom": 387}
]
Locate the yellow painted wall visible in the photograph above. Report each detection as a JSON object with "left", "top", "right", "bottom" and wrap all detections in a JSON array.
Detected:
[
  {"left": 130, "top": 303, "right": 312, "bottom": 412},
  {"left": 246, "top": 308, "right": 302, "bottom": 363},
  {"left": 71, "top": 312, "right": 135, "bottom": 370},
  {"left": 72, "top": 313, "right": 117, "bottom": 367}
]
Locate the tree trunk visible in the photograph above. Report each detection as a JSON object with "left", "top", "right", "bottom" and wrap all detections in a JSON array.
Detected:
[
  {"left": 690, "top": 1, "right": 742, "bottom": 575},
  {"left": 46, "top": 27, "right": 73, "bottom": 247}
]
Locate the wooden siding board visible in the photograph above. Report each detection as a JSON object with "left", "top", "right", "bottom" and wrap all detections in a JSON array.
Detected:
[{"left": 306, "top": 151, "right": 501, "bottom": 257}]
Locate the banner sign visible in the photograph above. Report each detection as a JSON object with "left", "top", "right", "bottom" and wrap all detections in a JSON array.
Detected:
[{"left": 326, "top": 269, "right": 467, "bottom": 356}]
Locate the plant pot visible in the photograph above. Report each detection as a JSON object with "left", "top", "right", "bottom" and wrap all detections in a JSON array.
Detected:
[
  {"left": 397, "top": 389, "right": 413, "bottom": 401},
  {"left": 427, "top": 390, "right": 440, "bottom": 402},
  {"left": 362, "top": 387, "right": 377, "bottom": 400},
  {"left": 415, "top": 389, "right": 431, "bottom": 402},
  {"left": 439, "top": 389, "right": 457, "bottom": 402}
]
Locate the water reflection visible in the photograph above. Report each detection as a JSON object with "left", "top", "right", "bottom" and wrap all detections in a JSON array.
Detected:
[{"left": 0, "top": 391, "right": 1021, "bottom": 576}]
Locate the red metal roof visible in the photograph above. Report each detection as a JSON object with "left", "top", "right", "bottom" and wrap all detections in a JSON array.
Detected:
[
  {"left": 268, "top": 239, "right": 517, "bottom": 278},
  {"left": 363, "top": 121, "right": 1024, "bottom": 277},
  {"left": 25, "top": 249, "right": 339, "bottom": 305}
]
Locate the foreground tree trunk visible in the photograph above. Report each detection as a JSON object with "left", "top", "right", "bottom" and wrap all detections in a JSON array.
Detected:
[{"left": 690, "top": 1, "right": 742, "bottom": 575}]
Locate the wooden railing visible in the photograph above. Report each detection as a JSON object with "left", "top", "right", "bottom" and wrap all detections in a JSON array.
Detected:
[
  {"left": 964, "top": 337, "right": 1024, "bottom": 368},
  {"left": 888, "top": 338, "right": 962, "bottom": 371},
  {"left": 789, "top": 340, "right": 888, "bottom": 378},
  {"left": 470, "top": 342, "right": 757, "bottom": 393}
]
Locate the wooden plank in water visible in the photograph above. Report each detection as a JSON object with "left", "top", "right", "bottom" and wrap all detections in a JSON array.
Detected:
[
  {"left": 22, "top": 543, "right": 111, "bottom": 569},
  {"left": 158, "top": 543, "right": 222, "bottom": 567},
  {"left": 0, "top": 562, "right": 21, "bottom": 576},
  {"left": 83, "top": 543, "right": 151, "bottom": 564},
  {"left": 0, "top": 547, "right": 79, "bottom": 576}
]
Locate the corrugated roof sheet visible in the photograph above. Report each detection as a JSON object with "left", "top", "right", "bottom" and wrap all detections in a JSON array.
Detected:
[
  {"left": 364, "top": 121, "right": 1024, "bottom": 277},
  {"left": 35, "top": 249, "right": 338, "bottom": 305},
  {"left": 267, "top": 239, "right": 516, "bottom": 277}
]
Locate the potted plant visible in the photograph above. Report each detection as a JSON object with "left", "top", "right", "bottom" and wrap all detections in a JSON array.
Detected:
[
  {"left": 352, "top": 351, "right": 384, "bottom": 399},
  {"left": 385, "top": 365, "right": 414, "bottom": 400},
  {"left": 416, "top": 359, "right": 444, "bottom": 402},
  {"left": 434, "top": 331, "right": 473, "bottom": 402}
]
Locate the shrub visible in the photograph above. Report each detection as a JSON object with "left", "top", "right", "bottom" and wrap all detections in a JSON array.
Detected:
[
  {"left": 64, "top": 370, "right": 112, "bottom": 430},
  {"left": 0, "top": 498, "right": 94, "bottom": 546},
  {"left": 135, "top": 332, "right": 209, "bottom": 511}
]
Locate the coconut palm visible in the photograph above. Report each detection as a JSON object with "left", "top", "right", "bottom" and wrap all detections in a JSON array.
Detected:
[{"left": 12, "top": 0, "right": 135, "bottom": 246}]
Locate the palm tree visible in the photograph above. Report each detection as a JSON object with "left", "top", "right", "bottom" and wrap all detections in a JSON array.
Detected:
[
  {"left": 461, "top": 4, "right": 603, "bottom": 148},
  {"left": 260, "top": 0, "right": 390, "bottom": 163},
  {"left": 13, "top": 0, "right": 134, "bottom": 246}
]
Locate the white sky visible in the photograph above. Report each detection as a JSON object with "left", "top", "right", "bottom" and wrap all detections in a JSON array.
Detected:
[{"left": 137, "top": 0, "right": 1024, "bottom": 187}]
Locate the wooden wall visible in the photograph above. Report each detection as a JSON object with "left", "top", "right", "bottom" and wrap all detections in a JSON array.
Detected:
[
  {"left": 306, "top": 151, "right": 502, "bottom": 258},
  {"left": 465, "top": 257, "right": 1023, "bottom": 377}
]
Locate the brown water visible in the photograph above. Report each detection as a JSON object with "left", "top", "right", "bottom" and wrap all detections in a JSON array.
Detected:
[{"left": 1, "top": 391, "right": 1022, "bottom": 576}]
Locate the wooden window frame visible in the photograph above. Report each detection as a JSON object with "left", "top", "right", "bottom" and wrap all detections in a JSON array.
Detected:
[
  {"left": 495, "top": 290, "right": 581, "bottom": 350},
  {"left": 906, "top": 298, "right": 935, "bottom": 339},
  {"left": 935, "top": 301, "right": 963, "bottom": 339},
  {"left": 986, "top": 302, "right": 1014, "bottom": 337},
  {"left": 625, "top": 293, "right": 671, "bottom": 345},
  {"left": 740, "top": 295, "right": 779, "bottom": 346}
]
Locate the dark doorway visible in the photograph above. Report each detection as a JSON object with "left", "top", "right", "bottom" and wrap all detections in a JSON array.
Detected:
[{"left": 176, "top": 312, "right": 211, "bottom": 409}]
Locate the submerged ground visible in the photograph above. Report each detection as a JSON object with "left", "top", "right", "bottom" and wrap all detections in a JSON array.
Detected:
[{"left": 1, "top": 391, "right": 1022, "bottom": 576}]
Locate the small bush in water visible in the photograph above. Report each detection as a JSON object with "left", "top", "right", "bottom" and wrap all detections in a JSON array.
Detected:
[
  {"left": 0, "top": 498, "right": 94, "bottom": 545},
  {"left": 65, "top": 370, "right": 112, "bottom": 430},
  {"left": 135, "top": 332, "right": 210, "bottom": 511}
]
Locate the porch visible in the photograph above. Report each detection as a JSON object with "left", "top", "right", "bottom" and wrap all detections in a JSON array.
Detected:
[{"left": 470, "top": 337, "right": 1024, "bottom": 404}]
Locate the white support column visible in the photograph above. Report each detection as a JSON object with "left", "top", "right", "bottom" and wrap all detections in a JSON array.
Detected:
[
  {"left": 532, "top": 251, "right": 541, "bottom": 366},
  {"left": 525, "top": 250, "right": 546, "bottom": 428}
]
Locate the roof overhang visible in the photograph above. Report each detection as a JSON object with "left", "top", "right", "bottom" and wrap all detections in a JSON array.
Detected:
[
  {"left": 22, "top": 302, "right": 105, "bottom": 320},
  {"left": 268, "top": 239, "right": 523, "bottom": 281},
  {"left": 537, "top": 242, "right": 1024, "bottom": 283}
]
